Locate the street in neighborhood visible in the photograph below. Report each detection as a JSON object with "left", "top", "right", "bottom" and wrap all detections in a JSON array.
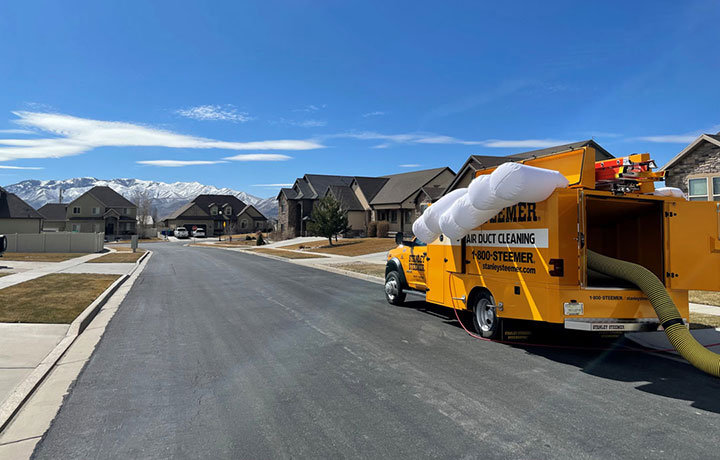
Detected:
[{"left": 23, "top": 242, "right": 720, "bottom": 460}]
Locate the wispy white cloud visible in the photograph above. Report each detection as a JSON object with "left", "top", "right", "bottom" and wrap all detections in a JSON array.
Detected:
[
  {"left": 636, "top": 124, "right": 720, "bottom": 144},
  {"left": 0, "top": 165, "right": 44, "bottom": 170},
  {"left": 0, "top": 111, "right": 324, "bottom": 162},
  {"left": 399, "top": 164, "right": 421, "bottom": 168},
  {"left": 224, "top": 154, "right": 292, "bottom": 161},
  {"left": 252, "top": 183, "right": 294, "bottom": 187},
  {"left": 293, "top": 104, "right": 326, "bottom": 113},
  {"left": 326, "top": 131, "right": 569, "bottom": 149},
  {"left": 0, "top": 129, "right": 35, "bottom": 134},
  {"left": 362, "top": 111, "right": 385, "bottom": 117},
  {"left": 137, "top": 160, "right": 229, "bottom": 167},
  {"left": 276, "top": 118, "right": 327, "bottom": 128},
  {"left": 175, "top": 105, "right": 252, "bottom": 122}
]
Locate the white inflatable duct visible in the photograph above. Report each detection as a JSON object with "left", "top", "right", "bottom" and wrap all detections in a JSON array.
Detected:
[
  {"left": 439, "top": 211, "right": 468, "bottom": 241},
  {"left": 447, "top": 193, "right": 500, "bottom": 230},
  {"left": 652, "top": 187, "right": 686, "bottom": 199},
  {"left": 412, "top": 215, "right": 440, "bottom": 244},
  {"left": 489, "top": 162, "right": 569, "bottom": 203},
  {"left": 468, "top": 174, "right": 514, "bottom": 210},
  {"left": 422, "top": 188, "right": 467, "bottom": 234}
]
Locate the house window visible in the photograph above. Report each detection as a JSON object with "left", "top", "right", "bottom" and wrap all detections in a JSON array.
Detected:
[
  {"left": 211, "top": 206, "right": 218, "bottom": 216},
  {"left": 689, "top": 178, "right": 709, "bottom": 201},
  {"left": 92, "top": 207, "right": 100, "bottom": 215},
  {"left": 255, "top": 221, "right": 260, "bottom": 228},
  {"left": 225, "top": 206, "right": 232, "bottom": 215},
  {"left": 72, "top": 224, "right": 80, "bottom": 232},
  {"left": 72, "top": 207, "right": 81, "bottom": 214},
  {"left": 241, "top": 219, "right": 248, "bottom": 229},
  {"left": 279, "top": 201, "right": 285, "bottom": 212},
  {"left": 390, "top": 210, "right": 397, "bottom": 223},
  {"left": 378, "top": 211, "right": 387, "bottom": 221},
  {"left": 281, "top": 224, "right": 285, "bottom": 231},
  {"left": 713, "top": 177, "right": 720, "bottom": 201}
]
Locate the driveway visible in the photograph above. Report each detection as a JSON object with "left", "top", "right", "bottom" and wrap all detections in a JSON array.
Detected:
[{"left": 31, "top": 242, "right": 720, "bottom": 460}]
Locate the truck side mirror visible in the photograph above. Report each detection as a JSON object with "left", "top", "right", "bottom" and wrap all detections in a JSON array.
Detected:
[{"left": 395, "top": 232, "right": 404, "bottom": 245}]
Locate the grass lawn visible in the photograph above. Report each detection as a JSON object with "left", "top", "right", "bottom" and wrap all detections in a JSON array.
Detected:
[
  {"left": 689, "top": 290, "right": 720, "bottom": 306},
  {"left": 0, "top": 252, "right": 88, "bottom": 262},
  {"left": 279, "top": 238, "right": 397, "bottom": 256},
  {"left": 330, "top": 262, "right": 385, "bottom": 278},
  {"left": 690, "top": 312, "right": 720, "bottom": 329},
  {"left": 88, "top": 249, "right": 147, "bottom": 263},
  {"left": 253, "top": 248, "right": 328, "bottom": 259},
  {"left": 0, "top": 273, "right": 120, "bottom": 323}
]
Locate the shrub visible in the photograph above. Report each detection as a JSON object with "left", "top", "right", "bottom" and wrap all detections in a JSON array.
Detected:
[
  {"left": 245, "top": 235, "right": 253, "bottom": 240},
  {"left": 376, "top": 221, "right": 389, "bottom": 238},
  {"left": 256, "top": 232, "right": 265, "bottom": 246},
  {"left": 367, "top": 221, "right": 377, "bottom": 237}
]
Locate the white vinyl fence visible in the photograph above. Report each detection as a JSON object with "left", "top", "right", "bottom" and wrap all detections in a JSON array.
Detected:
[{"left": 4, "top": 232, "right": 104, "bottom": 253}]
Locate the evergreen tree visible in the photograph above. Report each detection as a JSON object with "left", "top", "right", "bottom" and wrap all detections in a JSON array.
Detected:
[{"left": 307, "top": 195, "right": 350, "bottom": 246}]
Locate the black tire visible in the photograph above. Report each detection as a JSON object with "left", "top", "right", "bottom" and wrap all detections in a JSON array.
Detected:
[
  {"left": 471, "top": 291, "right": 503, "bottom": 339},
  {"left": 384, "top": 271, "right": 406, "bottom": 305}
]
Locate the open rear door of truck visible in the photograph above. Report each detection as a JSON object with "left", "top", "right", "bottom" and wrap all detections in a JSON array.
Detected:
[{"left": 664, "top": 200, "right": 720, "bottom": 291}]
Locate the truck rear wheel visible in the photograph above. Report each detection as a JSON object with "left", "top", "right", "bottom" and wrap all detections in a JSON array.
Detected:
[
  {"left": 471, "top": 292, "right": 502, "bottom": 339},
  {"left": 384, "top": 271, "right": 406, "bottom": 305}
]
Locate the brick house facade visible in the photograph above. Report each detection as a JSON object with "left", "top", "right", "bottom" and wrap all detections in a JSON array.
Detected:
[{"left": 661, "top": 133, "right": 720, "bottom": 201}]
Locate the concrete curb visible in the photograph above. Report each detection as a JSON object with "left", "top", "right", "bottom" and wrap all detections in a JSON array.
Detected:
[
  {"left": 0, "top": 251, "right": 153, "bottom": 433},
  {"left": 194, "top": 244, "right": 386, "bottom": 285}
]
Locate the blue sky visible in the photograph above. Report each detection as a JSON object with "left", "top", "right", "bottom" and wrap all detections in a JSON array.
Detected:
[{"left": 0, "top": 0, "right": 718, "bottom": 197}]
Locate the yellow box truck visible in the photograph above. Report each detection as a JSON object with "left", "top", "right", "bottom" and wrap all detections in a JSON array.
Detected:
[{"left": 385, "top": 146, "right": 720, "bottom": 344}]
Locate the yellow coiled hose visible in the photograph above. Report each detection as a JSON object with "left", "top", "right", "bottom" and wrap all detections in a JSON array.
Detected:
[{"left": 587, "top": 250, "right": 720, "bottom": 378}]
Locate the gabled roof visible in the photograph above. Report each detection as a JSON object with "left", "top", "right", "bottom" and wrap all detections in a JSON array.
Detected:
[
  {"left": 370, "top": 167, "right": 454, "bottom": 205},
  {"left": 444, "top": 140, "right": 614, "bottom": 193},
  {"left": 161, "top": 194, "right": 247, "bottom": 221},
  {"left": 277, "top": 187, "right": 298, "bottom": 200},
  {"left": 660, "top": 133, "right": 720, "bottom": 171},
  {"left": 0, "top": 187, "right": 43, "bottom": 219},
  {"left": 353, "top": 177, "right": 388, "bottom": 201},
  {"left": 37, "top": 203, "right": 67, "bottom": 220},
  {"left": 419, "top": 185, "right": 445, "bottom": 201},
  {"left": 300, "top": 174, "right": 356, "bottom": 199},
  {"left": 326, "top": 185, "right": 364, "bottom": 211},
  {"left": 238, "top": 204, "right": 268, "bottom": 220},
  {"left": 80, "top": 186, "right": 136, "bottom": 208}
]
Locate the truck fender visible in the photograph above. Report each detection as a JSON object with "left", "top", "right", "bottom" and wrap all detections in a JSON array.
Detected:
[{"left": 385, "top": 258, "right": 409, "bottom": 289}]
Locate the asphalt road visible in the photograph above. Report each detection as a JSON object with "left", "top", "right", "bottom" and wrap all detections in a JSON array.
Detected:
[{"left": 32, "top": 243, "right": 720, "bottom": 460}]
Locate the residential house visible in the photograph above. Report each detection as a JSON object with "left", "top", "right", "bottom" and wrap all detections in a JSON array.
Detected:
[
  {"left": 0, "top": 186, "right": 43, "bottom": 234},
  {"left": 159, "top": 194, "right": 270, "bottom": 236},
  {"left": 445, "top": 140, "right": 614, "bottom": 192},
  {"left": 65, "top": 186, "right": 137, "bottom": 237},
  {"left": 660, "top": 132, "right": 720, "bottom": 201},
  {"left": 37, "top": 203, "right": 68, "bottom": 231},
  {"left": 277, "top": 168, "right": 456, "bottom": 238}
]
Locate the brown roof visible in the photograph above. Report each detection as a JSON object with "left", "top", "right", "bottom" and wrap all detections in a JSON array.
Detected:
[
  {"left": 370, "top": 167, "right": 454, "bottom": 205},
  {"left": 0, "top": 187, "right": 43, "bottom": 219}
]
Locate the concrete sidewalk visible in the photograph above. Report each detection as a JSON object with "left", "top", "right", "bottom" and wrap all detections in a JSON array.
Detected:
[{"left": 0, "top": 252, "right": 109, "bottom": 290}]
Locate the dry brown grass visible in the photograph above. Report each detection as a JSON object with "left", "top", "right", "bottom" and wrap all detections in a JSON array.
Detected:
[
  {"left": 88, "top": 250, "right": 147, "bottom": 263},
  {"left": 111, "top": 237, "right": 166, "bottom": 244},
  {"left": 0, "top": 253, "right": 88, "bottom": 262},
  {"left": 279, "top": 238, "right": 396, "bottom": 256},
  {"left": 0, "top": 273, "right": 120, "bottom": 323},
  {"left": 330, "top": 262, "right": 385, "bottom": 278},
  {"left": 0, "top": 273, "right": 11, "bottom": 278},
  {"left": 689, "top": 290, "right": 720, "bottom": 306},
  {"left": 253, "top": 248, "right": 328, "bottom": 259},
  {"left": 690, "top": 312, "right": 720, "bottom": 329}
]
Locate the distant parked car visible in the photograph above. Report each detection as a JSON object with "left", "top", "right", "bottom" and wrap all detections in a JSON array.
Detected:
[
  {"left": 193, "top": 228, "right": 206, "bottom": 238},
  {"left": 174, "top": 227, "right": 190, "bottom": 239}
]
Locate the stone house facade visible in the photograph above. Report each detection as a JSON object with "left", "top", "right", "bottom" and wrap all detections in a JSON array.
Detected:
[
  {"left": 276, "top": 168, "right": 456, "bottom": 239},
  {"left": 660, "top": 133, "right": 720, "bottom": 201}
]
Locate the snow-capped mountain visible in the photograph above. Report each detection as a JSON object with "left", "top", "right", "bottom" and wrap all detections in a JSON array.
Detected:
[{"left": 4, "top": 177, "right": 278, "bottom": 218}]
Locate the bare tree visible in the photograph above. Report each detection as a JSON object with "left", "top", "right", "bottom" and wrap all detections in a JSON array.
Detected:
[{"left": 132, "top": 189, "right": 154, "bottom": 237}]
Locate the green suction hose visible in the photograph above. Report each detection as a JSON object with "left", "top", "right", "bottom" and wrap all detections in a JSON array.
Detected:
[{"left": 587, "top": 250, "right": 720, "bottom": 378}]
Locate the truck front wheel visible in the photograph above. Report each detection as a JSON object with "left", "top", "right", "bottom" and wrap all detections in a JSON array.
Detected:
[
  {"left": 471, "top": 292, "right": 502, "bottom": 339},
  {"left": 384, "top": 271, "right": 406, "bottom": 305}
]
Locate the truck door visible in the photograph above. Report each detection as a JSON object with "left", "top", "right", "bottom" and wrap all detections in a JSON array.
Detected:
[
  {"left": 664, "top": 200, "right": 720, "bottom": 291},
  {"left": 404, "top": 242, "right": 428, "bottom": 290}
]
